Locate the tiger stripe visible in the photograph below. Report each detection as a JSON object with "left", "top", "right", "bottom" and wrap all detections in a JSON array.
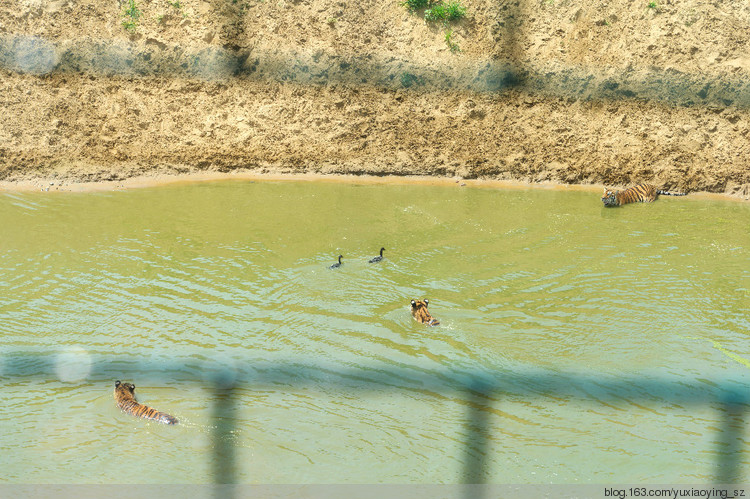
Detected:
[
  {"left": 602, "top": 183, "right": 686, "bottom": 207},
  {"left": 114, "top": 380, "right": 178, "bottom": 425}
]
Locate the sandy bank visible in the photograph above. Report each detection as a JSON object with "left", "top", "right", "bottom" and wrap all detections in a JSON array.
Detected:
[
  {"left": 0, "top": 169, "right": 741, "bottom": 204},
  {"left": 1, "top": 1, "right": 750, "bottom": 199}
]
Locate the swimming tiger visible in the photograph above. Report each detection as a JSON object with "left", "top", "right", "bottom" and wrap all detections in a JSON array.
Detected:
[
  {"left": 410, "top": 299, "right": 440, "bottom": 326},
  {"left": 114, "top": 380, "right": 178, "bottom": 425},
  {"left": 601, "top": 183, "right": 687, "bottom": 207}
]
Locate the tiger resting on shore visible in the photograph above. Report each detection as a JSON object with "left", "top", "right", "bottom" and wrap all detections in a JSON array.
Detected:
[
  {"left": 411, "top": 299, "right": 440, "bottom": 326},
  {"left": 601, "top": 183, "right": 686, "bottom": 207},
  {"left": 114, "top": 380, "right": 178, "bottom": 425}
]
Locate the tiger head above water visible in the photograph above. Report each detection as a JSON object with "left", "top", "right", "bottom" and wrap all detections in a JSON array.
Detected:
[
  {"left": 114, "top": 380, "right": 178, "bottom": 425},
  {"left": 410, "top": 299, "right": 440, "bottom": 326}
]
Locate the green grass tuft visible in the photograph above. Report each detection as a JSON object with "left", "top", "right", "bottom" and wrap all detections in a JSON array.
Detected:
[
  {"left": 403, "top": 0, "right": 468, "bottom": 55},
  {"left": 121, "top": 0, "right": 142, "bottom": 32},
  {"left": 401, "top": 0, "right": 429, "bottom": 12},
  {"left": 444, "top": 29, "right": 460, "bottom": 52},
  {"left": 424, "top": 1, "right": 466, "bottom": 22}
]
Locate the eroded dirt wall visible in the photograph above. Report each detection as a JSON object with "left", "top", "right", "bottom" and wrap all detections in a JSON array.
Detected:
[{"left": 1, "top": 0, "right": 749, "bottom": 196}]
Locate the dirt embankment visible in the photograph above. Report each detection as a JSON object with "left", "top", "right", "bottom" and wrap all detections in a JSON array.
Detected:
[{"left": 1, "top": 0, "right": 749, "bottom": 198}]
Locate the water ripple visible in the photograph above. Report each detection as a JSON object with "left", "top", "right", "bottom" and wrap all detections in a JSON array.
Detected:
[{"left": 1, "top": 183, "right": 749, "bottom": 483}]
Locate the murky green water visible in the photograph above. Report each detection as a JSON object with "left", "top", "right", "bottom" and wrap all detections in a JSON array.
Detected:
[{"left": 1, "top": 180, "right": 749, "bottom": 484}]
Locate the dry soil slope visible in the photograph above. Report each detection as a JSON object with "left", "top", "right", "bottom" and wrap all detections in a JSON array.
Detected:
[{"left": 0, "top": 0, "right": 749, "bottom": 197}]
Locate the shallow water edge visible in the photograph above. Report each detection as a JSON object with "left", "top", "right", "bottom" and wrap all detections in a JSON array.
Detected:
[{"left": 0, "top": 169, "right": 742, "bottom": 203}]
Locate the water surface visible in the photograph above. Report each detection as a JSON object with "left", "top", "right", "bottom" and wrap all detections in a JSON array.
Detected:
[{"left": 1, "top": 180, "right": 749, "bottom": 483}]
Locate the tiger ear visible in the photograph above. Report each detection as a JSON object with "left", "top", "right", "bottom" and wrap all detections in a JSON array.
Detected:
[
  {"left": 115, "top": 380, "right": 121, "bottom": 387},
  {"left": 424, "top": 299, "right": 429, "bottom": 306},
  {"left": 410, "top": 300, "right": 416, "bottom": 307}
]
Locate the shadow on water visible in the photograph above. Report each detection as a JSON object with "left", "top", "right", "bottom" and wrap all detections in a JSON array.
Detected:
[
  {"left": 3, "top": 354, "right": 748, "bottom": 486},
  {"left": 213, "top": 384, "right": 237, "bottom": 488},
  {"left": 717, "top": 392, "right": 748, "bottom": 485},
  {"left": 463, "top": 379, "right": 494, "bottom": 498}
]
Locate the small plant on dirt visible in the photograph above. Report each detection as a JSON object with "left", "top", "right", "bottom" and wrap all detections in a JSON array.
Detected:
[
  {"left": 121, "top": 0, "right": 142, "bottom": 32},
  {"left": 423, "top": 4, "right": 445, "bottom": 21},
  {"left": 425, "top": 1, "right": 466, "bottom": 23},
  {"left": 443, "top": 1, "right": 466, "bottom": 21},
  {"left": 647, "top": 1, "right": 662, "bottom": 13},
  {"left": 169, "top": 0, "right": 182, "bottom": 8},
  {"left": 327, "top": 17, "right": 338, "bottom": 26},
  {"left": 444, "top": 29, "right": 460, "bottom": 52},
  {"left": 402, "top": 0, "right": 429, "bottom": 11},
  {"left": 403, "top": 0, "right": 468, "bottom": 55}
]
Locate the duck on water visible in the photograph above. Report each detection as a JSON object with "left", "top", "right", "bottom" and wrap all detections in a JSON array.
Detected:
[
  {"left": 369, "top": 247, "right": 385, "bottom": 264},
  {"left": 329, "top": 255, "right": 343, "bottom": 269}
]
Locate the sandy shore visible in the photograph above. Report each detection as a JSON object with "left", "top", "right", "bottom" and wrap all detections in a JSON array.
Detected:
[
  {"left": 0, "top": 169, "right": 582, "bottom": 192},
  {"left": 0, "top": 168, "right": 741, "bottom": 203}
]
